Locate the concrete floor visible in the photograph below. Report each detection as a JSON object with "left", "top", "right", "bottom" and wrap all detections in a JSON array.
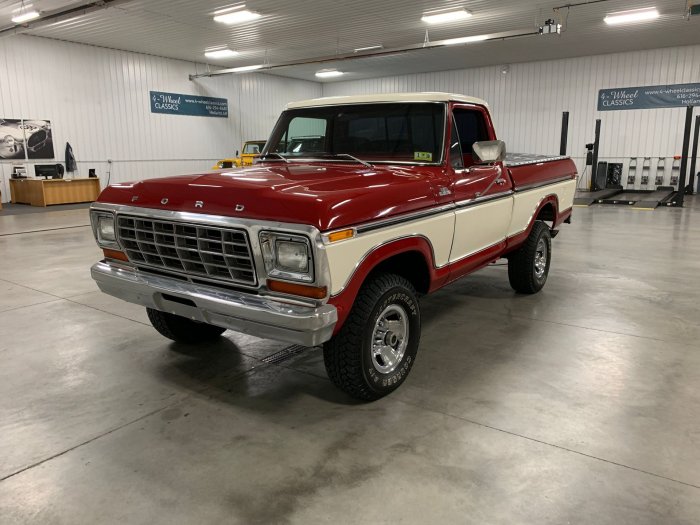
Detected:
[{"left": 1, "top": 199, "right": 699, "bottom": 524}]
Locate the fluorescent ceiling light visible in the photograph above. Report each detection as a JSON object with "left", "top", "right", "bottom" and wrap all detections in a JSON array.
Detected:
[
  {"left": 315, "top": 69, "right": 344, "bottom": 78},
  {"left": 12, "top": 9, "right": 40, "bottom": 24},
  {"left": 354, "top": 45, "right": 383, "bottom": 53},
  {"left": 422, "top": 8, "right": 472, "bottom": 25},
  {"left": 204, "top": 47, "right": 239, "bottom": 59},
  {"left": 232, "top": 64, "right": 264, "bottom": 72},
  {"left": 604, "top": 7, "right": 659, "bottom": 25},
  {"left": 443, "top": 34, "right": 489, "bottom": 45},
  {"left": 213, "top": 7, "right": 261, "bottom": 24}
]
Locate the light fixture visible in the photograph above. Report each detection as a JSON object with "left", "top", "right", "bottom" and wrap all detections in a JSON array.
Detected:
[
  {"left": 501, "top": 64, "right": 510, "bottom": 75},
  {"left": 422, "top": 8, "right": 472, "bottom": 25},
  {"left": 443, "top": 34, "right": 489, "bottom": 45},
  {"left": 315, "top": 69, "right": 344, "bottom": 78},
  {"left": 354, "top": 45, "right": 383, "bottom": 53},
  {"left": 204, "top": 47, "right": 239, "bottom": 59},
  {"left": 12, "top": 1, "right": 40, "bottom": 24},
  {"left": 213, "top": 6, "right": 261, "bottom": 24},
  {"left": 232, "top": 64, "right": 264, "bottom": 72},
  {"left": 604, "top": 7, "right": 659, "bottom": 25}
]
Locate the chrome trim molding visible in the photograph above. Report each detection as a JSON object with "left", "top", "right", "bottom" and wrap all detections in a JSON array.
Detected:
[
  {"left": 505, "top": 154, "right": 570, "bottom": 167},
  {"left": 454, "top": 190, "right": 514, "bottom": 209},
  {"left": 356, "top": 204, "right": 455, "bottom": 234},
  {"left": 92, "top": 261, "right": 337, "bottom": 346}
]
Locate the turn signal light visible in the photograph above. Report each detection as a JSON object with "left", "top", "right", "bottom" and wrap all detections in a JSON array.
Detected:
[
  {"left": 103, "top": 248, "right": 129, "bottom": 262},
  {"left": 326, "top": 229, "right": 355, "bottom": 243},
  {"left": 267, "top": 279, "right": 327, "bottom": 299}
]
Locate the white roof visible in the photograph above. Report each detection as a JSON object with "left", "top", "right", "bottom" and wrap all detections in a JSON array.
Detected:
[{"left": 286, "top": 92, "right": 488, "bottom": 109}]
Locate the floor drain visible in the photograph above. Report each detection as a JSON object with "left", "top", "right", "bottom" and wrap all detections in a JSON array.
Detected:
[{"left": 262, "top": 344, "right": 309, "bottom": 364}]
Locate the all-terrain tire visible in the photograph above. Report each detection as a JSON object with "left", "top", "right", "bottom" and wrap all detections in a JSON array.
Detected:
[
  {"left": 507, "top": 221, "right": 552, "bottom": 294},
  {"left": 146, "top": 308, "right": 226, "bottom": 343},
  {"left": 323, "top": 273, "right": 421, "bottom": 401}
]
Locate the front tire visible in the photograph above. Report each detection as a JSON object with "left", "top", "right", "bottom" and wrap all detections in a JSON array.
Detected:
[
  {"left": 323, "top": 273, "right": 421, "bottom": 401},
  {"left": 507, "top": 221, "right": 552, "bottom": 294},
  {"left": 146, "top": 308, "right": 226, "bottom": 343}
]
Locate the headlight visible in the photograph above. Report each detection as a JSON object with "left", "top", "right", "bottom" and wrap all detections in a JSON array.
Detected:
[
  {"left": 90, "top": 211, "right": 119, "bottom": 248},
  {"left": 259, "top": 232, "right": 313, "bottom": 282},
  {"left": 98, "top": 216, "right": 116, "bottom": 242}
]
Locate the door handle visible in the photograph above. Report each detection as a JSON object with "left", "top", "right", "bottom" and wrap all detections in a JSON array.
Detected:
[{"left": 495, "top": 178, "right": 506, "bottom": 185}]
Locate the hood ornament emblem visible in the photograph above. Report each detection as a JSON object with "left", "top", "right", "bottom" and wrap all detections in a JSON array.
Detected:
[
  {"left": 195, "top": 201, "right": 204, "bottom": 208},
  {"left": 161, "top": 198, "right": 169, "bottom": 205},
  {"left": 235, "top": 204, "right": 245, "bottom": 212}
]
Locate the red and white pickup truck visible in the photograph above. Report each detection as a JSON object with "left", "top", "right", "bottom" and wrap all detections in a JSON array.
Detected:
[{"left": 90, "top": 93, "right": 576, "bottom": 400}]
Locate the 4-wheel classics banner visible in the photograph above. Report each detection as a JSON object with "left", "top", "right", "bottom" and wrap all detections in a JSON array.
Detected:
[
  {"left": 598, "top": 83, "right": 700, "bottom": 111},
  {"left": 150, "top": 91, "right": 228, "bottom": 118}
]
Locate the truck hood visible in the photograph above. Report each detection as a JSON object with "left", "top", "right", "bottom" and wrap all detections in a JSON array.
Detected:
[{"left": 97, "top": 163, "right": 441, "bottom": 231}]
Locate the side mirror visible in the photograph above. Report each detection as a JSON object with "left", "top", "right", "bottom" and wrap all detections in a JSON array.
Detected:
[
  {"left": 236, "top": 150, "right": 240, "bottom": 157},
  {"left": 473, "top": 140, "right": 506, "bottom": 164}
]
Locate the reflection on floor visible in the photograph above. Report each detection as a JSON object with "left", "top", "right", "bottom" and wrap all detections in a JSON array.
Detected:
[{"left": 1, "top": 199, "right": 700, "bottom": 524}]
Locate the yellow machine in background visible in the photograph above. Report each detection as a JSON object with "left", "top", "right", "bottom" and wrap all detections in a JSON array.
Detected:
[{"left": 213, "top": 140, "right": 266, "bottom": 169}]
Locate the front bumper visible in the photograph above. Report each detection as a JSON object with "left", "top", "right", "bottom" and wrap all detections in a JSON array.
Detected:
[{"left": 91, "top": 261, "right": 337, "bottom": 346}]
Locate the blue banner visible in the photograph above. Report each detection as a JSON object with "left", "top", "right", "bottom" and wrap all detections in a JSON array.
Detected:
[
  {"left": 598, "top": 83, "right": 700, "bottom": 111},
  {"left": 150, "top": 91, "right": 228, "bottom": 118}
]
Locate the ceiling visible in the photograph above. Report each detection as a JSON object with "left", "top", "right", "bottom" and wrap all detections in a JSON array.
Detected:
[{"left": 1, "top": 0, "right": 699, "bottom": 82}]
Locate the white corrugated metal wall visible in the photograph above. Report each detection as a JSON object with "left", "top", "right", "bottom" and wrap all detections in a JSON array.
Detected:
[
  {"left": 0, "top": 35, "right": 320, "bottom": 202},
  {"left": 323, "top": 44, "right": 700, "bottom": 189}
]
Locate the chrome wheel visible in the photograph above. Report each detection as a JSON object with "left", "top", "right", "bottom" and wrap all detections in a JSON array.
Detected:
[
  {"left": 534, "top": 238, "right": 548, "bottom": 279},
  {"left": 371, "top": 304, "right": 409, "bottom": 374}
]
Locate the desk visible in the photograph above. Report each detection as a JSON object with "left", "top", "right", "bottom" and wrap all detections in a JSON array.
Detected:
[{"left": 10, "top": 178, "right": 101, "bottom": 207}]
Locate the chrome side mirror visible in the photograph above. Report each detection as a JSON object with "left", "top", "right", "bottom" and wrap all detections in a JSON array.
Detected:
[{"left": 473, "top": 140, "right": 506, "bottom": 164}]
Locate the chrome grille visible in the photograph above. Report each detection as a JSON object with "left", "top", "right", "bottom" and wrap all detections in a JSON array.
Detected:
[{"left": 116, "top": 216, "right": 256, "bottom": 286}]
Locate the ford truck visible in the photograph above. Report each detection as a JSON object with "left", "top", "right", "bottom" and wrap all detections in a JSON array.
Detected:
[{"left": 90, "top": 92, "right": 577, "bottom": 400}]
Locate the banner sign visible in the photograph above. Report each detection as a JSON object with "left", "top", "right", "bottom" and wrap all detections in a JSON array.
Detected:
[
  {"left": 598, "top": 83, "right": 700, "bottom": 111},
  {"left": 150, "top": 91, "right": 228, "bottom": 117}
]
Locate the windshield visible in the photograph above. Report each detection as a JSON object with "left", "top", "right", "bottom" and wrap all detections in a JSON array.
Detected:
[
  {"left": 262, "top": 103, "right": 446, "bottom": 164},
  {"left": 242, "top": 142, "right": 265, "bottom": 154}
]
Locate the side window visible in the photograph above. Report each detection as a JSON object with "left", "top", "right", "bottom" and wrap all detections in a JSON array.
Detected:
[
  {"left": 279, "top": 117, "right": 327, "bottom": 154},
  {"left": 453, "top": 109, "right": 489, "bottom": 156},
  {"left": 449, "top": 118, "right": 464, "bottom": 169}
]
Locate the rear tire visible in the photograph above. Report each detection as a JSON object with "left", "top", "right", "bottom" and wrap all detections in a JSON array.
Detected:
[
  {"left": 507, "top": 221, "right": 552, "bottom": 294},
  {"left": 146, "top": 308, "right": 226, "bottom": 343},
  {"left": 323, "top": 273, "right": 420, "bottom": 401}
]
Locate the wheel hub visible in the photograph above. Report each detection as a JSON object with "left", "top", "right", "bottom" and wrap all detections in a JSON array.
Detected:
[
  {"left": 534, "top": 238, "right": 548, "bottom": 278},
  {"left": 371, "top": 305, "right": 409, "bottom": 374}
]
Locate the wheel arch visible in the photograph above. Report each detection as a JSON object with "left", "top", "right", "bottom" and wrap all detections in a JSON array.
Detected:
[{"left": 328, "top": 236, "right": 438, "bottom": 333}]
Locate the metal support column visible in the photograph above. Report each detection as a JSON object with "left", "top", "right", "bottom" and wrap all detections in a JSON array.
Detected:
[
  {"left": 590, "top": 119, "right": 601, "bottom": 191},
  {"left": 675, "top": 106, "right": 694, "bottom": 207},
  {"left": 688, "top": 115, "right": 699, "bottom": 195},
  {"left": 560, "top": 111, "right": 569, "bottom": 156}
]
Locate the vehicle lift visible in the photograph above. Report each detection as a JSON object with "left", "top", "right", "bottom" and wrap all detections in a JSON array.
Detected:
[{"left": 573, "top": 105, "right": 697, "bottom": 208}]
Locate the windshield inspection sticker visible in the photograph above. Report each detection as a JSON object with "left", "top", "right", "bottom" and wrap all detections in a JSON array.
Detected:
[{"left": 414, "top": 151, "right": 433, "bottom": 161}]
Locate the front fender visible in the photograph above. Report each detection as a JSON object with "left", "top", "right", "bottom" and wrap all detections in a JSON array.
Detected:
[{"left": 327, "top": 236, "right": 442, "bottom": 334}]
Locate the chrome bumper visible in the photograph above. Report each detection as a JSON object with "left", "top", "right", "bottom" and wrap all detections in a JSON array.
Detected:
[{"left": 91, "top": 261, "right": 337, "bottom": 346}]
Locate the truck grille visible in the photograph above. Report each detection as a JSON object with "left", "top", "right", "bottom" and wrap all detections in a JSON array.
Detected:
[{"left": 116, "top": 216, "right": 257, "bottom": 286}]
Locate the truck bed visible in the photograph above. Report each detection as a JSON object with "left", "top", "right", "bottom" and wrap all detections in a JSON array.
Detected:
[{"left": 505, "top": 153, "right": 576, "bottom": 191}]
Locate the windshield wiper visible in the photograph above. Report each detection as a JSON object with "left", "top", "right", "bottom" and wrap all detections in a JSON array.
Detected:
[
  {"left": 258, "top": 152, "right": 289, "bottom": 163},
  {"left": 331, "top": 153, "right": 372, "bottom": 168}
]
